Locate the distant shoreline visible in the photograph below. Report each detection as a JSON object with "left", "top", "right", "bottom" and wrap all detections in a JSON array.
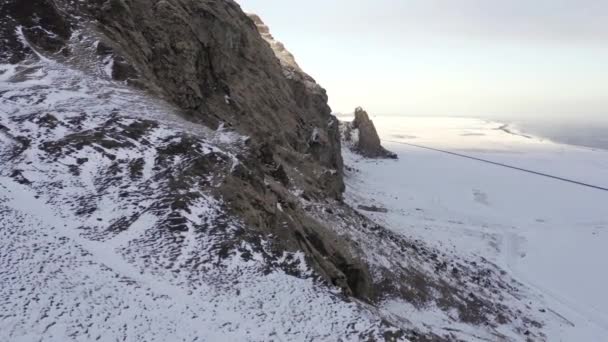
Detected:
[
  {"left": 334, "top": 113, "right": 608, "bottom": 152},
  {"left": 501, "top": 120, "right": 608, "bottom": 152}
]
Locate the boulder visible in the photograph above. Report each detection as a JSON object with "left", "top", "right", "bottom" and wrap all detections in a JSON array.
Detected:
[
  {"left": 357, "top": 205, "right": 389, "bottom": 213},
  {"left": 349, "top": 107, "right": 397, "bottom": 159}
]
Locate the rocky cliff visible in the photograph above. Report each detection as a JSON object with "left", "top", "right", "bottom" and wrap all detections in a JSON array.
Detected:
[
  {"left": 343, "top": 107, "right": 398, "bottom": 159},
  {"left": 1, "top": 1, "right": 545, "bottom": 341}
]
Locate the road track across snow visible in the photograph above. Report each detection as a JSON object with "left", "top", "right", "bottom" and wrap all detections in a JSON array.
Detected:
[{"left": 384, "top": 140, "right": 608, "bottom": 193}]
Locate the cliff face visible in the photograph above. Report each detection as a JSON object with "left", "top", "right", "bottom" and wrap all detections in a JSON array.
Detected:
[
  {"left": 1, "top": 0, "right": 343, "bottom": 192},
  {"left": 1, "top": 0, "right": 363, "bottom": 301},
  {"left": 92, "top": 0, "right": 364, "bottom": 298},
  {"left": 1, "top": 1, "right": 545, "bottom": 340},
  {"left": 247, "top": 13, "right": 302, "bottom": 72},
  {"left": 115, "top": 0, "right": 343, "bottom": 193}
]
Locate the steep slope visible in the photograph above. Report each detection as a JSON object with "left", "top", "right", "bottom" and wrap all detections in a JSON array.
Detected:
[
  {"left": 0, "top": 53, "right": 394, "bottom": 341},
  {"left": 1, "top": 0, "right": 548, "bottom": 341},
  {"left": 0, "top": 14, "right": 401, "bottom": 340}
]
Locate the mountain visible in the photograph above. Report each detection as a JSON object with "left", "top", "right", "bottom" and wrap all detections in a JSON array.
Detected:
[{"left": 1, "top": 1, "right": 546, "bottom": 341}]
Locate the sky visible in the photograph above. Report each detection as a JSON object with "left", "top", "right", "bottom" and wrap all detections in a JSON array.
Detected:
[{"left": 237, "top": 0, "right": 608, "bottom": 123}]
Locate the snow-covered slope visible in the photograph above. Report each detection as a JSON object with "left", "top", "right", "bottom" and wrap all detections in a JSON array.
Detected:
[
  {"left": 0, "top": 46, "right": 549, "bottom": 342},
  {"left": 0, "top": 46, "right": 395, "bottom": 341},
  {"left": 343, "top": 115, "right": 608, "bottom": 341}
]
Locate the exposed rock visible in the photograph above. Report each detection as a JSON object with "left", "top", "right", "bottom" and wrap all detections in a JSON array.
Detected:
[
  {"left": 357, "top": 205, "right": 389, "bottom": 213},
  {"left": 247, "top": 13, "right": 301, "bottom": 71},
  {"left": 0, "top": 0, "right": 72, "bottom": 63},
  {"left": 343, "top": 107, "right": 397, "bottom": 159},
  {"left": 246, "top": 12, "right": 344, "bottom": 195}
]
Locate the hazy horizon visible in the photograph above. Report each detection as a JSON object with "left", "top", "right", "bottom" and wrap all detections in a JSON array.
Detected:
[{"left": 238, "top": 0, "right": 608, "bottom": 123}]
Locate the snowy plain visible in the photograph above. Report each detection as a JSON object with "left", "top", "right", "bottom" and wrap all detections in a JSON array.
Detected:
[{"left": 342, "top": 115, "right": 608, "bottom": 341}]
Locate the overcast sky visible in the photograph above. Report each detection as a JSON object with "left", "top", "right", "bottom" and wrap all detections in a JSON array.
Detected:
[{"left": 237, "top": 0, "right": 608, "bottom": 122}]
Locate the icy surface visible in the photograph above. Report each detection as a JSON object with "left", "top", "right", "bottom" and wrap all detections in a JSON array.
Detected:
[{"left": 343, "top": 115, "right": 608, "bottom": 341}]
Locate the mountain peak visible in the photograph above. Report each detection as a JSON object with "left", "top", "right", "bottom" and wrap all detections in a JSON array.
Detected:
[{"left": 247, "top": 13, "right": 301, "bottom": 71}]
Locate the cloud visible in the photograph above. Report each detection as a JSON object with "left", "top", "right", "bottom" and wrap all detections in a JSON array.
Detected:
[
  {"left": 388, "top": 0, "right": 608, "bottom": 44},
  {"left": 240, "top": 0, "right": 608, "bottom": 45}
]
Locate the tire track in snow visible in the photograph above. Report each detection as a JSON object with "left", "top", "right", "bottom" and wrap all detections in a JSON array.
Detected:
[{"left": 384, "top": 140, "right": 608, "bottom": 193}]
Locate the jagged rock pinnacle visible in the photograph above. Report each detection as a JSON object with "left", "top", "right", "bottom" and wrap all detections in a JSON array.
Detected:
[{"left": 345, "top": 107, "right": 397, "bottom": 159}]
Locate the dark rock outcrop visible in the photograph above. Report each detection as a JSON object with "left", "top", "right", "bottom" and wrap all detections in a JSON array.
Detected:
[
  {"left": 90, "top": 0, "right": 344, "bottom": 198},
  {"left": 2, "top": 0, "right": 343, "bottom": 196},
  {"left": 357, "top": 205, "right": 389, "bottom": 213},
  {"left": 0, "top": 0, "right": 72, "bottom": 63},
  {"left": 343, "top": 107, "right": 397, "bottom": 159}
]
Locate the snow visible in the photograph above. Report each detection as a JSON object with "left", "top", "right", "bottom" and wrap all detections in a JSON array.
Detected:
[
  {"left": 0, "top": 64, "right": 18, "bottom": 82},
  {"left": 0, "top": 178, "right": 390, "bottom": 340},
  {"left": 15, "top": 26, "right": 53, "bottom": 63},
  {"left": 0, "top": 34, "right": 394, "bottom": 340},
  {"left": 344, "top": 115, "right": 608, "bottom": 341},
  {"left": 382, "top": 299, "right": 523, "bottom": 342},
  {"left": 102, "top": 56, "right": 114, "bottom": 78},
  {"left": 310, "top": 127, "right": 320, "bottom": 143},
  {"left": 0, "top": 179, "right": 382, "bottom": 341}
]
